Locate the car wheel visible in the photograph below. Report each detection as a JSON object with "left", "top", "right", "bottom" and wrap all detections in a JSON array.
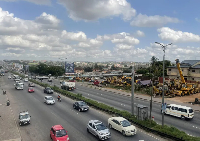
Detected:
[
  {"left": 50, "top": 134, "right": 52, "bottom": 139},
  {"left": 122, "top": 130, "right": 126, "bottom": 136},
  {"left": 109, "top": 124, "right": 112, "bottom": 129},
  {"left": 79, "top": 108, "right": 81, "bottom": 112},
  {"left": 87, "top": 128, "right": 89, "bottom": 133},
  {"left": 181, "top": 115, "right": 185, "bottom": 120},
  {"left": 19, "top": 122, "right": 21, "bottom": 126},
  {"left": 73, "top": 105, "right": 75, "bottom": 109}
]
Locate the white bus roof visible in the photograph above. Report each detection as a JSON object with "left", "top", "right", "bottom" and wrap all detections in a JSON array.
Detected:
[{"left": 168, "top": 104, "right": 192, "bottom": 109}]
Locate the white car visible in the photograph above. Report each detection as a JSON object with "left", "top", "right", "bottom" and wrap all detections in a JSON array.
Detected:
[
  {"left": 8, "top": 76, "right": 12, "bottom": 79},
  {"left": 108, "top": 117, "right": 137, "bottom": 136},
  {"left": 24, "top": 78, "right": 28, "bottom": 82},
  {"left": 44, "top": 96, "right": 55, "bottom": 105}
]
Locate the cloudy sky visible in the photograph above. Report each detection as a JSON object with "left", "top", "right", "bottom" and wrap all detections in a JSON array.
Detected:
[{"left": 0, "top": 0, "right": 200, "bottom": 62}]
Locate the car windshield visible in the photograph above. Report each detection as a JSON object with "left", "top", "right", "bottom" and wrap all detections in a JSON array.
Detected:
[
  {"left": 120, "top": 120, "right": 131, "bottom": 127},
  {"left": 29, "top": 88, "right": 33, "bottom": 90},
  {"left": 46, "top": 87, "right": 51, "bottom": 90},
  {"left": 47, "top": 97, "right": 53, "bottom": 100},
  {"left": 96, "top": 123, "right": 107, "bottom": 131},
  {"left": 55, "top": 129, "right": 67, "bottom": 137},
  {"left": 189, "top": 109, "right": 193, "bottom": 113},
  {"left": 79, "top": 101, "right": 86, "bottom": 106},
  {"left": 20, "top": 114, "right": 29, "bottom": 120}
]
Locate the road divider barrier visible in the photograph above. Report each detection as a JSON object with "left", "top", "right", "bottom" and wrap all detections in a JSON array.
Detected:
[{"left": 12, "top": 72, "right": 200, "bottom": 141}]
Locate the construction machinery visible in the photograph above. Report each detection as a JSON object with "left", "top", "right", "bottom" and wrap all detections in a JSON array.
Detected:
[{"left": 175, "top": 59, "right": 194, "bottom": 96}]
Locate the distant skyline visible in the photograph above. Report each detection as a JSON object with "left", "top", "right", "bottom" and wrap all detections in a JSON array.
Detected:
[{"left": 0, "top": 0, "right": 200, "bottom": 62}]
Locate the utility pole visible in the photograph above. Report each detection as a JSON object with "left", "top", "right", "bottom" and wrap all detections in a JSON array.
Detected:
[
  {"left": 150, "top": 63, "right": 153, "bottom": 119},
  {"left": 155, "top": 42, "right": 172, "bottom": 127},
  {"left": 131, "top": 64, "right": 135, "bottom": 115}
]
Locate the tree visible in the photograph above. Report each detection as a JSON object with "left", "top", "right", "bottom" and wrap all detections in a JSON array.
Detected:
[
  {"left": 123, "top": 69, "right": 131, "bottom": 73},
  {"left": 84, "top": 67, "right": 93, "bottom": 72}
]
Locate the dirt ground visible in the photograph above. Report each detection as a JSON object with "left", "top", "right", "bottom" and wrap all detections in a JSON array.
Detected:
[{"left": 166, "top": 93, "right": 200, "bottom": 103}]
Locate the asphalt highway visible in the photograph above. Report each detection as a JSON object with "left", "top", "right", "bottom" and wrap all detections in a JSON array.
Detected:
[
  {"left": 41, "top": 78, "right": 200, "bottom": 137},
  {"left": 1, "top": 73, "right": 164, "bottom": 141}
]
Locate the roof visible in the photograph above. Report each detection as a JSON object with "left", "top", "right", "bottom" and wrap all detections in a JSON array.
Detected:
[
  {"left": 168, "top": 104, "right": 192, "bottom": 109},
  {"left": 53, "top": 125, "right": 64, "bottom": 130},
  {"left": 138, "top": 80, "right": 152, "bottom": 86},
  {"left": 45, "top": 96, "right": 53, "bottom": 98},
  {"left": 191, "top": 64, "right": 200, "bottom": 69},
  {"left": 181, "top": 60, "right": 200, "bottom": 66},
  {"left": 110, "top": 117, "right": 126, "bottom": 121}
]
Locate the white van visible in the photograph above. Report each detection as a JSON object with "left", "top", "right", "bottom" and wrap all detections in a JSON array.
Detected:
[{"left": 162, "top": 104, "right": 194, "bottom": 119}]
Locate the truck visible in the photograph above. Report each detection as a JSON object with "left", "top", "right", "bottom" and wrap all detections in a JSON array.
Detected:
[
  {"left": 15, "top": 83, "right": 24, "bottom": 90},
  {"left": 61, "top": 81, "right": 75, "bottom": 91}
]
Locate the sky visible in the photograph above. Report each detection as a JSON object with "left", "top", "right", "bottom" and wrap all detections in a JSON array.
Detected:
[{"left": 0, "top": 0, "right": 200, "bottom": 62}]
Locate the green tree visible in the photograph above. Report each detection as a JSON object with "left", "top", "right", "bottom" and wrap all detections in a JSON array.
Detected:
[{"left": 84, "top": 67, "right": 93, "bottom": 72}]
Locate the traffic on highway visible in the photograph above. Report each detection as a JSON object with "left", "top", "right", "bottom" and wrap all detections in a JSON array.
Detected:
[{"left": 0, "top": 72, "right": 165, "bottom": 141}]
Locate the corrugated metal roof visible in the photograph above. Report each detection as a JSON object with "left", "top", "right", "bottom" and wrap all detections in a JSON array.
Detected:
[
  {"left": 181, "top": 60, "right": 200, "bottom": 66},
  {"left": 192, "top": 64, "right": 200, "bottom": 69}
]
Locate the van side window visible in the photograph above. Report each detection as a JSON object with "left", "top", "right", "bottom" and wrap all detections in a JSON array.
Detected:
[
  {"left": 181, "top": 109, "right": 187, "bottom": 113},
  {"left": 174, "top": 107, "right": 178, "bottom": 110},
  {"left": 166, "top": 106, "right": 171, "bottom": 109},
  {"left": 172, "top": 106, "right": 174, "bottom": 110},
  {"left": 178, "top": 108, "right": 182, "bottom": 111}
]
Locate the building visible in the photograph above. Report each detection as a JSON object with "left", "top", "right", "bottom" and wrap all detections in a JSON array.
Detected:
[{"left": 167, "top": 60, "right": 200, "bottom": 81}]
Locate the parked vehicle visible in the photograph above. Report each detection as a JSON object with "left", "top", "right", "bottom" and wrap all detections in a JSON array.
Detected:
[
  {"left": 44, "top": 87, "right": 54, "bottom": 94},
  {"left": 28, "top": 87, "right": 34, "bottom": 93},
  {"left": 61, "top": 81, "right": 75, "bottom": 91},
  {"left": 87, "top": 120, "right": 111, "bottom": 140},
  {"left": 50, "top": 125, "right": 69, "bottom": 141},
  {"left": 161, "top": 104, "right": 194, "bottom": 119},
  {"left": 19, "top": 111, "right": 31, "bottom": 126},
  {"left": 8, "top": 76, "right": 12, "bottom": 79},
  {"left": 48, "top": 79, "right": 52, "bottom": 82},
  {"left": 44, "top": 96, "right": 55, "bottom": 105},
  {"left": 73, "top": 101, "right": 89, "bottom": 112},
  {"left": 108, "top": 117, "right": 137, "bottom": 136}
]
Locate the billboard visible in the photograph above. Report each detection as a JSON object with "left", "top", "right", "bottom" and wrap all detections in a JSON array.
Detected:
[
  {"left": 65, "top": 62, "right": 74, "bottom": 73},
  {"left": 25, "top": 65, "right": 29, "bottom": 72}
]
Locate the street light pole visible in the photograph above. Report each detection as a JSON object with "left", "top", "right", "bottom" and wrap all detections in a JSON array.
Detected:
[
  {"left": 155, "top": 42, "right": 172, "bottom": 127},
  {"left": 131, "top": 64, "right": 135, "bottom": 115}
]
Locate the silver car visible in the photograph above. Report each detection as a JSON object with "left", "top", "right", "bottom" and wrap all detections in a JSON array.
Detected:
[
  {"left": 87, "top": 120, "right": 111, "bottom": 140},
  {"left": 44, "top": 96, "right": 55, "bottom": 105},
  {"left": 19, "top": 111, "right": 31, "bottom": 126}
]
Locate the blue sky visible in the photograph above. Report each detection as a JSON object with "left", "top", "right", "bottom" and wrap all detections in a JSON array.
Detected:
[{"left": 0, "top": 0, "right": 200, "bottom": 62}]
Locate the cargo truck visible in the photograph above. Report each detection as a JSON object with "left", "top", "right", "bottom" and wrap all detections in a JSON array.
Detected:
[{"left": 61, "top": 81, "right": 75, "bottom": 91}]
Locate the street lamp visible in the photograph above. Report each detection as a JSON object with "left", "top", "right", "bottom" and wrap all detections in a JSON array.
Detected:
[
  {"left": 131, "top": 63, "right": 135, "bottom": 115},
  {"left": 155, "top": 42, "right": 172, "bottom": 127}
]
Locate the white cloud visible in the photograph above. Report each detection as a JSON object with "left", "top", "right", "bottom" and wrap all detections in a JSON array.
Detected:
[
  {"left": 0, "top": 0, "right": 51, "bottom": 5},
  {"left": 111, "top": 36, "right": 139, "bottom": 45},
  {"left": 136, "top": 30, "right": 145, "bottom": 37},
  {"left": 57, "top": 0, "right": 136, "bottom": 21},
  {"left": 35, "top": 12, "right": 60, "bottom": 29},
  {"left": 115, "top": 44, "right": 132, "bottom": 50},
  {"left": 158, "top": 27, "right": 200, "bottom": 43},
  {"left": 130, "top": 14, "right": 180, "bottom": 27},
  {"left": 61, "top": 30, "right": 87, "bottom": 41}
]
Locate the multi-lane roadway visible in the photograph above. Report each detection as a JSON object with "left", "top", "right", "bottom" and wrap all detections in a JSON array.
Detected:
[
  {"left": 1, "top": 73, "right": 164, "bottom": 141},
  {"left": 40, "top": 77, "right": 200, "bottom": 137}
]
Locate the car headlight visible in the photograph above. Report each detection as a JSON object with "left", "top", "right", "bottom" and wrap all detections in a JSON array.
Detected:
[
  {"left": 99, "top": 132, "right": 104, "bottom": 135},
  {"left": 57, "top": 140, "right": 59, "bottom": 141}
]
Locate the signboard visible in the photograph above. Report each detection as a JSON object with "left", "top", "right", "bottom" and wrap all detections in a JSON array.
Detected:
[{"left": 65, "top": 62, "right": 74, "bottom": 73}]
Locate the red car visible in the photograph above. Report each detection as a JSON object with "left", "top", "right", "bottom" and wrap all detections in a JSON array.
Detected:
[
  {"left": 50, "top": 125, "right": 69, "bottom": 141},
  {"left": 28, "top": 87, "right": 34, "bottom": 93}
]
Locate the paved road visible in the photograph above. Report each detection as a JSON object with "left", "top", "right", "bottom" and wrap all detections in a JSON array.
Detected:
[
  {"left": 1, "top": 73, "right": 165, "bottom": 141},
  {"left": 40, "top": 78, "right": 200, "bottom": 137}
]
